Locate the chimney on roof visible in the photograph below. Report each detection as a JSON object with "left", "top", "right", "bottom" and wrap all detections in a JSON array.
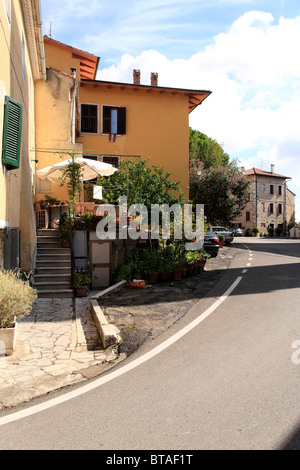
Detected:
[
  {"left": 133, "top": 69, "right": 141, "bottom": 85},
  {"left": 70, "top": 68, "right": 77, "bottom": 79},
  {"left": 271, "top": 164, "right": 274, "bottom": 173},
  {"left": 151, "top": 72, "right": 158, "bottom": 87}
]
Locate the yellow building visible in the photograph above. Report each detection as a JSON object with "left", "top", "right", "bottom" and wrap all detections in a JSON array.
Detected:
[
  {"left": 36, "top": 37, "right": 211, "bottom": 204},
  {"left": 0, "top": 0, "right": 45, "bottom": 270},
  {"left": 34, "top": 37, "right": 100, "bottom": 213}
]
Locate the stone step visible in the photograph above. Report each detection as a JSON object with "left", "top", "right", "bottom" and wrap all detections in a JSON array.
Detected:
[
  {"left": 36, "top": 229, "right": 58, "bottom": 236},
  {"left": 35, "top": 260, "right": 71, "bottom": 268},
  {"left": 35, "top": 267, "right": 71, "bottom": 275},
  {"left": 34, "top": 273, "right": 70, "bottom": 283},
  {"left": 37, "top": 247, "right": 69, "bottom": 251},
  {"left": 37, "top": 242, "right": 62, "bottom": 249},
  {"left": 36, "top": 253, "right": 71, "bottom": 260},
  {"left": 35, "top": 281, "right": 71, "bottom": 289},
  {"left": 37, "top": 289, "right": 74, "bottom": 298}
]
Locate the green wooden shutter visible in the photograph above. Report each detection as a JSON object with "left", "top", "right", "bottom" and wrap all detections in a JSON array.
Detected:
[{"left": 2, "top": 96, "right": 22, "bottom": 168}]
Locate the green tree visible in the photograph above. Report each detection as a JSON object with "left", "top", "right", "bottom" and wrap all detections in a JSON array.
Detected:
[
  {"left": 59, "top": 151, "right": 83, "bottom": 218},
  {"left": 97, "top": 158, "right": 185, "bottom": 210},
  {"left": 189, "top": 128, "right": 229, "bottom": 169},
  {"left": 190, "top": 160, "right": 249, "bottom": 225}
]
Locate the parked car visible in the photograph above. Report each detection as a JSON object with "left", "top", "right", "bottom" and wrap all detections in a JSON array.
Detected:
[
  {"left": 234, "top": 228, "right": 243, "bottom": 237},
  {"left": 211, "top": 226, "right": 234, "bottom": 245},
  {"left": 204, "top": 230, "right": 220, "bottom": 258}
]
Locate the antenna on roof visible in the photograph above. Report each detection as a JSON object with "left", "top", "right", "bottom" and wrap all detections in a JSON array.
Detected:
[{"left": 49, "top": 21, "right": 52, "bottom": 38}]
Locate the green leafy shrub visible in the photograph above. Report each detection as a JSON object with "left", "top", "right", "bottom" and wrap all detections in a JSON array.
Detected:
[
  {"left": 0, "top": 270, "right": 37, "bottom": 328},
  {"left": 72, "top": 268, "right": 92, "bottom": 288}
]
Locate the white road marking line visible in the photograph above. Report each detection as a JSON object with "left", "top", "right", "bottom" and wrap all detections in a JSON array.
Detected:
[
  {"left": 242, "top": 269, "right": 248, "bottom": 274},
  {"left": 0, "top": 276, "right": 244, "bottom": 427}
]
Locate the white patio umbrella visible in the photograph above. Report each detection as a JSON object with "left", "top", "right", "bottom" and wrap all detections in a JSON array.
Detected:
[{"left": 37, "top": 157, "right": 118, "bottom": 183}]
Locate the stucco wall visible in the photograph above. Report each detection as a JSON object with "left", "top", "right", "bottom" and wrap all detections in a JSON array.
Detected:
[
  {"left": 0, "top": 0, "right": 37, "bottom": 270},
  {"left": 77, "top": 82, "right": 190, "bottom": 199}
]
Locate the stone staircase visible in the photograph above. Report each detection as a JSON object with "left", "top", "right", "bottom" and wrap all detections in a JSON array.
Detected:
[{"left": 34, "top": 229, "right": 73, "bottom": 298}]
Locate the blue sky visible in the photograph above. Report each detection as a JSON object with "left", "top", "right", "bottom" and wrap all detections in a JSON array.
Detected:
[{"left": 40, "top": 0, "right": 300, "bottom": 218}]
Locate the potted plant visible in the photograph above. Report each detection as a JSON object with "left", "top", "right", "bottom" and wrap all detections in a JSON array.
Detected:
[
  {"left": 218, "top": 234, "right": 225, "bottom": 248},
  {"left": 44, "top": 195, "right": 59, "bottom": 206},
  {"left": 268, "top": 226, "right": 274, "bottom": 237},
  {"left": 172, "top": 259, "right": 183, "bottom": 281},
  {"left": 196, "top": 249, "right": 209, "bottom": 272},
  {"left": 185, "top": 250, "right": 198, "bottom": 275},
  {"left": 72, "top": 268, "right": 92, "bottom": 297},
  {"left": 140, "top": 249, "right": 161, "bottom": 284},
  {"left": 113, "top": 263, "right": 133, "bottom": 283},
  {"left": 39, "top": 199, "right": 47, "bottom": 210},
  {"left": 275, "top": 226, "right": 282, "bottom": 237},
  {"left": 57, "top": 217, "right": 74, "bottom": 247},
  {"left": 0, "top": 270, "right": 37, "bottom": 355},
  {"left": 252, "top": 227, "right": 259, "bottom": 237}
]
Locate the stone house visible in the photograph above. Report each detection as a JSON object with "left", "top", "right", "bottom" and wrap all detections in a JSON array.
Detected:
[{"left": 231, "top": 166, "right": 295, "bottom": 236}]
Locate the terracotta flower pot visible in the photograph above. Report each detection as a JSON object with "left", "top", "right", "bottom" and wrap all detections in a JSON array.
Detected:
[
  {"left": 181, "top": 268, "right": 187, "bottom": 278},
  {"left": 148, "top": 271, "right": 160, "bottom": 284},
  {"left": 186, "top": 265, "right": 194, "bottom": 276},
  {"left": 192, "top": 264, "right": 198, "bottom": 275},
  {"left": 160, "top": 271, "right": 172, "bottom": 282},
  {"left": 172, "top": 268, "right": 182, "bottom": 281},
  {"left": 197, "top": 260, "right": 206, "bottom": 272},
  {"left": 75, "top": 286, "right": 87, "bottom": 297},
  {"left": 61, "top": 240, "right": 70, "bottom": 248}
]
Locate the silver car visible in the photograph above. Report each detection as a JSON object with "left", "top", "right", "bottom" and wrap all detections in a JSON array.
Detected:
[
  {"left": 234, "top": 228, "right": 243, "bottom": 237},
  {"left": 211, "top": 226, "right": 234, "bottom": 245}
]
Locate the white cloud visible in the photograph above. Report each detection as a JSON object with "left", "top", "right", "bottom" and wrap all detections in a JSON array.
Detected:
[{"left": 96, "top": 10, "right": 300, "bottom": 217}]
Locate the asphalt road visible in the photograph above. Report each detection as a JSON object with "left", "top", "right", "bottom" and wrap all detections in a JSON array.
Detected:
[{"left": 1, "top": 238, "right": 300, "bottom": 450}]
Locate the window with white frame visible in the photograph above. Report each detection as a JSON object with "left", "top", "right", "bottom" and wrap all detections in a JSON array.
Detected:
[{"left": 38, "top": 178, "right": 52, "bottom": 194}]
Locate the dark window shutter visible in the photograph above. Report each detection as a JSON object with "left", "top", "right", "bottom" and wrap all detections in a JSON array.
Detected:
[
  {"left": 102, "top": 106, "right": 111, "bottom": 134},
  {"left": 2, "top": 96, "right": 22, "bottom": 168},
  {"left": 102, "top": 106, "right": 126, "bottom": 135},
  {"left": 4, "top": 227, "right": 20, "bottom": 270},
  {"left": 117, "top": 107, "right": 126, "bottom": 135},
  {"left": 81, "top": 104, "right": 98, "bottom": 133}
]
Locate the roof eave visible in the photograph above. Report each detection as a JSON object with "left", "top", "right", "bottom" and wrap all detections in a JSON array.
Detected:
[{"left": 80, "top": 78, "right": 212, "bottom": 112}]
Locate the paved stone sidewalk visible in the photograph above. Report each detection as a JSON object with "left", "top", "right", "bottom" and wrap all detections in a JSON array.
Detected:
[
  {"left": 0, "top": 245, "right": 238, "bottom": 412},
  {"left": 0, "top": 296, "right": 123, "bottom": 411}
]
